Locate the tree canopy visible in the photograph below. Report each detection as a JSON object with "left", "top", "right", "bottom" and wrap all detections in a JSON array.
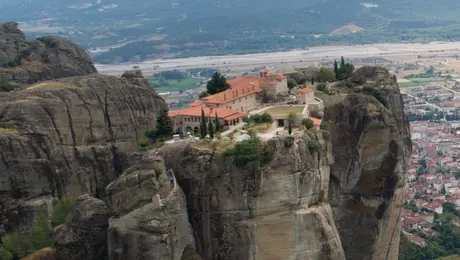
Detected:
[{"left": 207, "top": 71, "right": 230, "bottom": 95}]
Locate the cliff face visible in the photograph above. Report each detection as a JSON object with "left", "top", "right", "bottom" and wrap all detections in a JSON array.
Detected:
[
  {"left": 106, "top": 157, "right": 195, "bottom": 260},
  {"left": 0, "top": 71, "right": 165, "bottom": 234},
  {"left": 0, "top": 22, "right": 96, "bottom": 89},
  {"left": 161, "top": 133, "right": 346, "bottom": 260},
  {"left": 324, "top": 66, "right": 411, "bottom": 260}
]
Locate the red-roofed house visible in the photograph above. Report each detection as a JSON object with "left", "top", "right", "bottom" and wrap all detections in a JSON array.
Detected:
[
  {"left": 407, "top": 236, "right": 427, "bottom": 247},
  {"left": 169, "top": 106, "right": 248, "bottom": 135},
  {"left": 403, "top": 216, "right": 426, "bottom": 230},
  {"left": 424, "top": 202, "right": 443, "bottom": 214},
  {"left": 296, "top": 87, "right": 315, "bottom": 104}
]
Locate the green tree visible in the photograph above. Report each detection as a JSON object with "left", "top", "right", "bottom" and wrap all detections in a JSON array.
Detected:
[
  {"left": 443, "top": 202, "right": 456, "bottom": 214},
  {"left": 242, "top": 116, "right": 251, "bottom": 124},
  {"left": 27, "top": 217, "right": 52, "bottom": 253},
  {"left": 208, "top": 119, "right": 214, "bottom": 139},
  {"left": 302, "top": 118, "right": 314, "bottom": 129},
  {"left": 419, "top": 159, "right": 427, "bottom": 169},
  {"left": 287, "top": 113, "right": 297, "bottom": 124},
  {"left": 441, "top": 185, "right": 447, "bottom": 194},
  {"left": 214, "top": 113, "right": 221, "bottom": 132},
  {"left": 455, "top": 171, "right": 460, "bottom": 179},
  {"left": 206, "top": 71, "right": 230, "bottom": 95},
  {"left": 320, "top": 121, "right": 328, "bottom": 130},
  {"left": 0, "top": 245, "right": 13, "bottom": 260},
  {"left": 316, "top": 67, "right": 335, "bottom": 83},
  {"left": 288, "top": 121, "right": 292, "bottom": 135},
  {"left": 200, "top": 109, "right": 207, "bottom": 138},
  {"left": 333, "top": 60, "right": 339, "bottom": 79},
  {"left": 340, "top": 56, "right": 346, "bottom": 70},
  {"left": 232, "top": 138, "right": 260, "bottom": 167},
  {"left": 198, "top": 91, "right": 210, "bottom": 98},
  {"left": 2, "top": 232, "right": 25, "bottom": 258},
  {"left": 260, "top": 112, "right": 273, "bottom": 127},
  {"left": 51, "top": 196, "right": 74, "bottom": 227},
  {"left": 287, "top": 78, "right": 297, "bottom": 93},
  {"left": 155, "top": 108, "right": 173, "bottom": 139},
  {"left": 311, "top": 77, "right": 315, "bottom": 85}
]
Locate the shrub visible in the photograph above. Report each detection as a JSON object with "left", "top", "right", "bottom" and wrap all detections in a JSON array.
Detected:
[
  {"left": 317, "top": 83, "right": 327, "bottom": 92},
  {"left": 0, "top": 245, "right": 13, "bottom": 260},
  {"left": 232, "top": 138, "right": 260, "bottom": 167},
  {"left": 2, "top": 232, "right": 25, "bottom": 258},
  {"left": 152, "top": 162, "right": 166, "bottom": 181},
  {"left": 27, "top": 217, "right": 52, "bottom": 254},
  {"left": 51, "top": 197, "right": 74, "bottom": 227},
  {"left": 138, "top": 137, "right": 150, "bottom": 149},
  {"left": 222, "top": 148, "right": 234, "bottom": 157},
  {"left": 0, "top": 80, "right": 14, "bottom": 92},
  {"left": 307, "top": 139, "right": 321, "bottom": 154},
  {"left": 363, "top": 86, "right": 388, "bottom": 107},
  {"left": 320, "top": 122, "right": 328, "bottom": 130},
  {"left": 284, "top": 136, "right": 295, "bottom": 148},
  {"left": 260, "top": 148, "right": 274, "bottom": 165},
  {"left": 302, "top": 118, "right": 314, "bottom": 129}
]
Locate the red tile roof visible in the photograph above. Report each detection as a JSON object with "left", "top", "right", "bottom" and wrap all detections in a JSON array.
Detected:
[
  {"left": 168, "top": 106, "right": 247, "bottom": 121},
  {"left": 298, "top": 87, "right": 314, "bottom": 94},
  {"left": 309, "top": 117, "right": 322, "bottom": 127},
  {"left": 202, "top": 76, "right": 261, "bottom": 104}
]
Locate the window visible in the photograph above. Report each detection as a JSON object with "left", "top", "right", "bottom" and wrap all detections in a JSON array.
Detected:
[{"left": 233, "top": 101, "right": 235, "bottom": 104}]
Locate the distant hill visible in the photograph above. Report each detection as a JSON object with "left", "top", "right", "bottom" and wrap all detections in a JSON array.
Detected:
[{"left": 3, "top": 0, "right": 460, "bottom": 63}]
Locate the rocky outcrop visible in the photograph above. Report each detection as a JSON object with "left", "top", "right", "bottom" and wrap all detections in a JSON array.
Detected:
[
  {"left": 161, "top": 132, "right": 346, "bottom": 260},
  {"left": 106, "top": 157, "right": 196, "bottom": 260},
  {"left": 0, "top": 22, "right": 96, "bottom": 89},
  {"left": 0, "top": 72, "right": 166, "bottom": 235},
  {"left": 54, "top": 195, "right": 111, "bottom": 260},
  {"left": 323, "top": 66, "right": 411, "bottom": 260}
]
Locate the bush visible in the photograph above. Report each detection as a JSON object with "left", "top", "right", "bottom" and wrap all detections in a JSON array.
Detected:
[
  {"left": 198, "top": 91, "right": 210, "bottom": 98},
  {"left": 27, "top": 217, "right": 52, "bottom": 254},
  {"left": 2, "top": 232, "right": 25, "bottom": 258},
  {"left": 0, "top": 80, "right": 14, "bottom": 92},
  {"left": 0, "top": 245, "right": 13, "bottom": 260},
  {"left": 320, "top": 122, "right": 328, "bottom": 130},
  {"left": 138, "top": 137, "right": 150, "bottom": 149},
  {"left": 363, "top": 86, "right": 388, "bottom": 107},
  {"left": 307, "top": 140, "right": 321, "bottom": 154},
  {"left": 302, "top": 118, "right": 314, "bottom": 129},
  {"left": 284, "top": 136, "right": 295, "bottom": 148},
  {"left": 232, "top": 138, "right": 260, "bottom": 167},
  {"left": 51, "top": 197, "right": 74, "bottom": 227},
  {"left": 316, "top": 83, "right": 327, "bottom": 92}
]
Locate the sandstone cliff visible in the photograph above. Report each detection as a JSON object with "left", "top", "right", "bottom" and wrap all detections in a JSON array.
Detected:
[
  {"left": 106, "top": 157, "right": 195, "bottom": 260},
  {"left": 0, "top": 22, "right": 96, "bottom": 89},
  {"left": 0, "top": 71, "right": 165, "bottom": 235},
  {"left": 323, "top": 66, "right": 411, "bottom": 260},
  {"left": 160, "top": 132, "right": 346, "bottom": 260}
]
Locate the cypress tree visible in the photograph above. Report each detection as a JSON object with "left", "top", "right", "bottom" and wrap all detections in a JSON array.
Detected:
[
  {"left": 200, "top": 109, "right": 207, "bottom": 138},
  {"left": 333, "top": 60, "right": 339, "bottom": 79},
  {"left": 156, "top": 108, "right": 173, "bottom": 139},
  {"left": 214, "top": 112, "right": 220, "bottom": 132},
  {"left": 311, "top": 77, "right": 315, "bottom": 85},
  {"left": 208, "top": 120, "right": 214, "bottom": 139},
  {"left": 288, "top": 120, "right": 292, "bottom": 135},
  {"left": 340, "top": 56, "right": 345, "bottom": 69}
]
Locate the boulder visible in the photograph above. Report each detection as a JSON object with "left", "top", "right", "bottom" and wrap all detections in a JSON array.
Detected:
[{"left": 54, "top": 194, "right": 111, "bottom": 260}]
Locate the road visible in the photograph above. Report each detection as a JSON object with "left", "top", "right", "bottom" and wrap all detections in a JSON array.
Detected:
[
  {"left": 401, "top": 90, "right": 443, "bottom": 111},
  {"left": 95, "top": 41, "right": 460, "bottom": 76}
]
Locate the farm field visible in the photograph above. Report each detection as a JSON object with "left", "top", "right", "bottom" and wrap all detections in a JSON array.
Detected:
[{"left": 149, "top": 78, "right": 202, "bottom": 93}]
